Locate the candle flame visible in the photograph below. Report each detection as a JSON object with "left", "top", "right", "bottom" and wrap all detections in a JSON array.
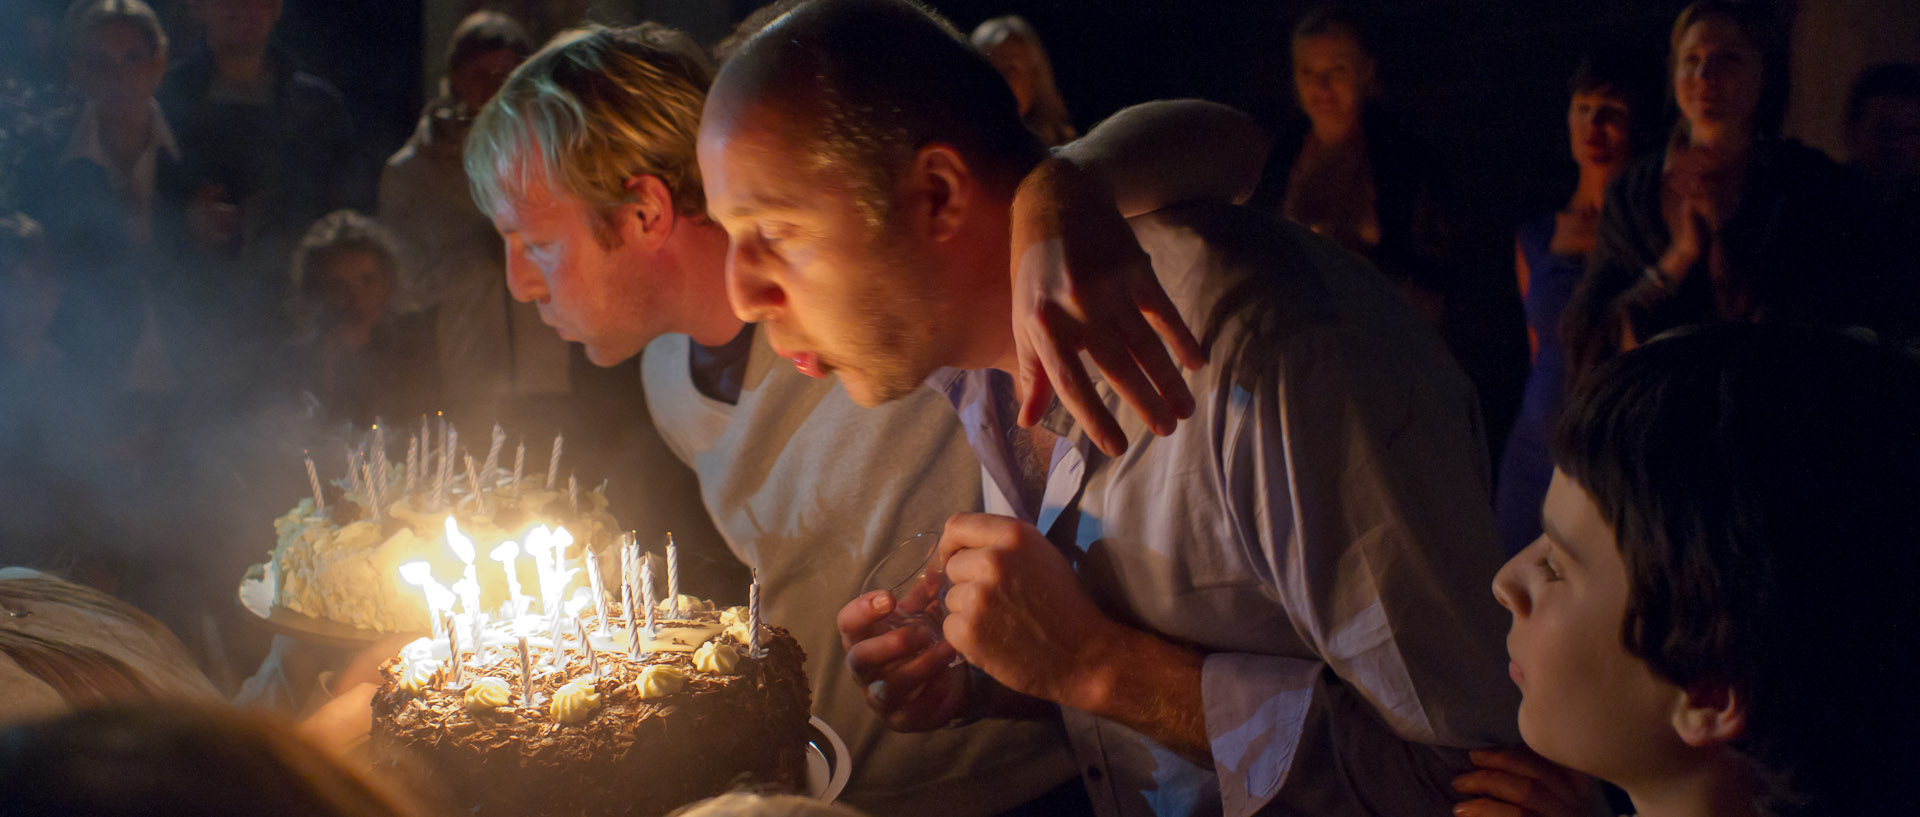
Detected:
[
  {"left": 445, "top": 516, "right": 475, "bottom": 564},
  {"left": 400, "top": 561, "right": 457, "bottom": 622}
]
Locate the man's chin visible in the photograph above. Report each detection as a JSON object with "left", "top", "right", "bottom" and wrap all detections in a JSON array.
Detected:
[
  {"left": 841, "top": 370, "right": 922, "bottom": 408},
  {"left": 581, "top": 342, "right": 642, "bottom": 368}
]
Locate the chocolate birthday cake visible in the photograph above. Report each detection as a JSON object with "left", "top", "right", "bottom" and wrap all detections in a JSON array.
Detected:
[{"left": 369, "top": 600, "right": 812, "bottom": 817}]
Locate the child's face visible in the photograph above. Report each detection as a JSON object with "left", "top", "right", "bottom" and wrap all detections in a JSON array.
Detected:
[{"left": 1492, "top": 469, "right": 1693, "bottom": 788}]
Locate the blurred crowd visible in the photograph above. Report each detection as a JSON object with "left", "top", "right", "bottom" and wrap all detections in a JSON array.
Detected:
[{"left": 0, "top": 0, "right": 1917, "bottom": 816}]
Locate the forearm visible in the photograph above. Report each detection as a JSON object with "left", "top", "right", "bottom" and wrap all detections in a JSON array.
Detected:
[
  {"left": 1067, "top": 624, "right": 1210, "bottom": 762},
  {"left": 1054, "top": 99, "right": 1269, "bottom": 216}
]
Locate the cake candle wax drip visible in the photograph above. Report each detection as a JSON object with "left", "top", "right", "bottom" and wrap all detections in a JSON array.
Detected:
[
  {"left": 748, "top": 569, "right": 762, "bottom": 657},
  {"left": 304, "top": 452, "right": 325, "bottom": 512},
  {"left": 546, "top": 434, "right": 563, "bottom": 489},
  {"left": 666, "top": 534, "right": 680, "bottom": 618},
  {"left": 481, "top": 423, "right": 504, "bottom": 493},
  {"left": 517, "top": 635, "right": 534, "bottom": 705}
]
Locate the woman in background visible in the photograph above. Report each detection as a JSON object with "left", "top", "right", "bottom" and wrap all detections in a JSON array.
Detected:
[
  {"left": 971, "top": 15, "right": 1077, "bottom": 147},
  {"left": 1247, "top": 6, "right": 1452, "bottom": 313},
  {"left": 1564, "top": 1, "right": 1906, "bottom": 382},
  {"left": 1493, "top": 53, "right": 1645, "bottom": 556}
]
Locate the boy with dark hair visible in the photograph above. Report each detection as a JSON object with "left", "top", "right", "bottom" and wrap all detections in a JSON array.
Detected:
[{"left": 1495, "top": 323, "right": 1920, "bottom": 817}]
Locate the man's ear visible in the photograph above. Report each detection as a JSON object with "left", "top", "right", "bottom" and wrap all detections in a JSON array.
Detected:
[
  {"left": 622, "top": 173, "right": 677, "bottom": 251},
  {"left": 1671, "top": 681, "right": 1746, "bottom": 748},
  {"left": 905, "top": 144, "right": 972, "bottom": 244}
]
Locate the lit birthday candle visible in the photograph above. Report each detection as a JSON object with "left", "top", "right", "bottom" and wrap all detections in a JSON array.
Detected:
[
  {"left": 304, "top": 451, "right": 325, "bottom": 513},
  {"left": 511, "top": 439, "right": 525, "bottom": 499},
  {"left": 622, "top": 582, "right": 639, "bottom": 658},
  {"left": 400, "top": 561, "right": 455, "bottom": 640},
  {"left": 748, "top": 568, "right": 762, "bottom": 657},
  {"left": 405, "top": 436, "right": 418, "bottom": 496},
  {"left": 443, "top": 517, "right": 483, "bottom": 627},
  {"left": 546, "top": 434, "right": 563, "bottom": 489},
  {"left": 362, "top": 463, "right": 381, "bottom": 524},
  {"left": 370, "top": 423, "right": 388, "bottom": 498},
  {"left": 665, "top": 533, "right": 680, "bottom": 618},
  {"left": 518, "top": 635, "right": 534, "bottom": 705},
  {"left": 465, "top": 453, "right": 483, "bottom": 514},
  {"left": 548, "top": 607, "right": 568, "bottom": 670},
  {"left": 480, "top": 423, "right": 504, "bottom": 492},
  {"left": 640, "top": 555, "right": 656, "bottom": 635},
  {"left": 490, "top": 540, "right": 525, "bottom": 617},
  {"left": 524, "top": 527, "right": 558, "bottom": 617},
  {"left": 574, "top": 616, "right": 601, "bottom": 682},
  {"left": 443, "top": 612, "right": 464, "bottom": 688},
  {"left": 585, "top": 552, "right": 608, "bottom": 633}
]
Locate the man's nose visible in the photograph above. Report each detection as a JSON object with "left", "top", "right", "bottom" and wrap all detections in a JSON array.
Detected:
[{"left": 725, "top": 240, "right": 786, "bottom": 323}]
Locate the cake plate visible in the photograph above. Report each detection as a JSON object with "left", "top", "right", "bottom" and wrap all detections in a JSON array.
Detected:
[
  {"left": 806, "top": 716, "right": 853, "bottom": 803},
  {"left": 237, "top": 562, "right": 418, "bottom": 649}
]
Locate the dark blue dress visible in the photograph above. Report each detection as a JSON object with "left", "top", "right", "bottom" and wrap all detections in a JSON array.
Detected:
[{"left": 1494, "top": 214, "right": 1584, "bottom": 555}]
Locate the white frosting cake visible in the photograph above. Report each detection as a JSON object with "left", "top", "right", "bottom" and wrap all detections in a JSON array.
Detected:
[{"left": 268, "top": 457, "right": 621, "bottom": 634}]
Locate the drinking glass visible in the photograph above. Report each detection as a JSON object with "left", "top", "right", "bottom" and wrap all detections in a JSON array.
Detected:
[{"left": 858, "top": 531, "right": 950, "bottom": 646}]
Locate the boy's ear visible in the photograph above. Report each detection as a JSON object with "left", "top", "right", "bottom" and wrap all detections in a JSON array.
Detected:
[{"left": 1672, "top": 681, "right": 1746, "bottom": 748}]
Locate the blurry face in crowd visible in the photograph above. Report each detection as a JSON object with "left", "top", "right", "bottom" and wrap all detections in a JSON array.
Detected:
[
  {"left": 1293, "top": 31, "right": 1372, "bottom": 137},
  {"left": 449, "top": 48, "right": 523, "bottom": 115},
  {"left": 487, "top": 166, "right": 677, "bottom": 367},
  {"left": 1848, "top": 95, "right": 1920, "bottom": 180},
  {"left": 309, "top": 249, "right": 392, "bottom": 332},
  {"left": 1673, "top": 17, "right": 1764, "bottom": 135},
  {"left": 1493, "top": 470, "right": 1695, "bottom": 789},
  {"left": 1568, "top": 89, "right": 1632, "bottom": 170},
  {"left": 194, "top": 0, "right": 281, "bottom": 58},
  {"left": 699, "top": 107, "right": 946, "bottom": 406},
  {"left": 71, "top": 21, "right": 165, "bottom": 114}
]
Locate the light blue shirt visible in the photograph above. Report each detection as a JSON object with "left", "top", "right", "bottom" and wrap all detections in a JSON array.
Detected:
[{"left": 929, "top": 202, "right": 1520, "bottom": 817}]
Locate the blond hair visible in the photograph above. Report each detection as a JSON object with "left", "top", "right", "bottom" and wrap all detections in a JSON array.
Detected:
[{"left": 465, "top": 23, "right": 713, "bottom": 221}]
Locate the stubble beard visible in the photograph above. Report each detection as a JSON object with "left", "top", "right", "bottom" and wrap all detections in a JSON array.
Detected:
[{"left": 842, "top": 230, "right": 942, "bottom": 406}]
